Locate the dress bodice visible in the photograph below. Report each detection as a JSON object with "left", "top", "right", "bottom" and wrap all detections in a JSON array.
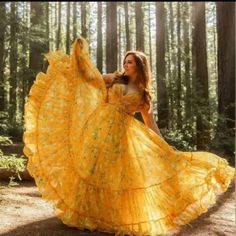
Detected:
[{"left": 106, "top": 83, "right": 143, "bottom": 115}]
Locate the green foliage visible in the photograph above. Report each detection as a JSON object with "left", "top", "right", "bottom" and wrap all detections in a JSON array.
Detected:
[
  {"left": 6, "top": 122, "right": 24, "bottom": 142},
  {"left": 0, "top": 135, "right": 26, "bottom": 186},
  {"left": 0, "top": 150, "right": 26, "bottom": 176},
  {"left": 0, "top": 150, "right": 26, "bottom": 173},
  {"left": 0, "top": 111, "right": 10, "bottom": 133},
  {"left": 0, "top": 134, "right": 13, "bottom": 146},
  {"left": 0, "top": 111, "right": 23, "bottom": 142},
  {"left": 211, "top": 114, "right": 235, "bottom": 163},
  {"left": 163, "top": 126, "right": 196, "bottom": 151}
]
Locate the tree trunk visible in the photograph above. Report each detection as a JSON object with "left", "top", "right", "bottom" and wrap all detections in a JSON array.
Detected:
[
  {"left": 176, "top": 3, "right": 182, "bottom": 130},
  {"left": 118, "top": 8, "right": 121, "bottom": 70},
  {"left": 106, "top": 2, "right": 117, "bottom": 73},
  {"left": 135, "top": 2, "right": 144, "bottom": 52},
  {"left": 20, "top": 2, "right": 30, "bottom": 123},
  {"left": 133, "top": 2, "right": 145, "bottom": 122},
  {"left": 29, "top": 2, "right": 47, "bottom": 93},
  {"left": 0, "top": 3, "right": 6, "bottom": 111},
  {"left": 156, "top": 2, "right": 168, "bottom": 129},
  {"left": 183, "top": 2, "right": 191, "bottom": 123},
  {"left": 124, "top": 2, "right": 131, "bottom": 52},
  {"left": 192, "top": 2, "right": 210, "bottom": 150},
  {"left": 9, "top": 2, "right": 18, "bottom": 123},
  {"left": 46, "top": 2, "right": 50, "bottom": 51},
  {"left": 73, "top": 2, "right": 77, "bottom": 40},
  {"left": 166, "top": 4, "right": 172, "bottom": 129},
  {"left": 56, "top": 2, "right": 61, "bottom": 50},
  {"left": 97, "top": 2, "right": 103, "bottom": 73},
  {"left": 66, "top": 2, "right": 71, "bottom": 54},
  {"left": 216, "top": 2, "right": 235, "bottom": 130},
  {"left": 215, "top": 2, "right": 235, "bottom": 156},
  {"left": 54, "top": 2, "right": 57, "bottom": 33},
  {"left": 81, "top": 2, "right": 87, "bottom": 39},
  {"left": 169, "top": 2, "right": 176, "bottom": 130}
]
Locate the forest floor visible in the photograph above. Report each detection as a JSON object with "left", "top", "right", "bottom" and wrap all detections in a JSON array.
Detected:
[{"left": 0, "top": 179, "right": 235, "bottom": 236}]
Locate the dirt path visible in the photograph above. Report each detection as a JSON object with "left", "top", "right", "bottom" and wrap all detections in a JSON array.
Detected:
[{"left": 0, "top": 180, "right": 235, "bottom": 236}]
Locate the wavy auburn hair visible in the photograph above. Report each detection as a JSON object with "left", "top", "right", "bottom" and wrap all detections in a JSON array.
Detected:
[{"left": 111, "top": 51, "right": 153, "bottom": 111}]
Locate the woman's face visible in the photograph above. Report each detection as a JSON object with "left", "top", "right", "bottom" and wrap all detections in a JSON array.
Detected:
[{"left": 123, "top": 54, "right": 137, "bottom": 78}]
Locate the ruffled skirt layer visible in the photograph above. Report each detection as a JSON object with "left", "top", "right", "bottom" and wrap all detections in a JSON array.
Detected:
[{"left": 24, "top": 101, "right": 235, "bottom": 236}]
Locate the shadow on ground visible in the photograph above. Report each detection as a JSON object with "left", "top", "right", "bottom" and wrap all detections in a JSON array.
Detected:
[{"left": 0, "top": 217, "right": 114, "bottom": 236}]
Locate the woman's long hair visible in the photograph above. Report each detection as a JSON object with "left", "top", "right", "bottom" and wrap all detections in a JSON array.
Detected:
[{"left": 109, "top": 51, "right": 153, "bottom": 111}]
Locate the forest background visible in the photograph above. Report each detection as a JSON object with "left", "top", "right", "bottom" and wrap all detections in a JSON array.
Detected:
[{"left": 0, "top": 2, "right": 235, "bottom": 173}]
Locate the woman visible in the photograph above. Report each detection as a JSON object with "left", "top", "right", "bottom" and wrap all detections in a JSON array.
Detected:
[
  {"left": 23, "top": 37, "right": 235, "bottom": 236},
  {"left": 103, "top": 50, "right": 163, "bottom": 138}
]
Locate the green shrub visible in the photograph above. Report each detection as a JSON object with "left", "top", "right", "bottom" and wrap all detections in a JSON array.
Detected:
[
  {"left": 163, "top": 126, "right": 196, "bottom": 151},
  {"left": 0, "top": 135, "right": 26, "bottom": 186},
  {"left": 0, "top": 150, "right": 26, "bottom": 173}
]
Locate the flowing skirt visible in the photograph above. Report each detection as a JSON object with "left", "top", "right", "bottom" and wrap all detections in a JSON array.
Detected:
[{"left": 23, "top": 46, "right": 235, "bottom": 236}]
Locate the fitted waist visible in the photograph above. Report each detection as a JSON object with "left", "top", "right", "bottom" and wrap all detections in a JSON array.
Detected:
[{"left": 101, "top": 102, "right": 135, "bottom": 116}]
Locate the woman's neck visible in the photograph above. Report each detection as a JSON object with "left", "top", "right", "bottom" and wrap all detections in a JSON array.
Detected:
[{"left": 128, "top": 75, "right": 138, "bottom": 85}]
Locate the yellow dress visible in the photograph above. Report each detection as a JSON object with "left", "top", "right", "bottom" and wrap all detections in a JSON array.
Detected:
[{"left": 23, "top": 38, "right": 235, "bottom": 236}]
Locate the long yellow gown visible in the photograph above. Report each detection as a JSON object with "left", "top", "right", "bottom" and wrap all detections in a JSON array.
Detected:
[{"left": 23, "top": 37, "right": 235, "bottom": 236}]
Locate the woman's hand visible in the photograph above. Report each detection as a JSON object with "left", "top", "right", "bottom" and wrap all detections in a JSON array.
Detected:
[{"left": 102, "top": 73, "right": 116, "bottom": 87}]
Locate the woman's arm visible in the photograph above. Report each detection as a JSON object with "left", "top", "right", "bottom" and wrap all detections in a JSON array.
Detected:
[
  {"left": 140, "top": 104, "right": 177, "bottom": 150},
  {"left": 140, "top": 105, "right": 163, "bottom": 137}
]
